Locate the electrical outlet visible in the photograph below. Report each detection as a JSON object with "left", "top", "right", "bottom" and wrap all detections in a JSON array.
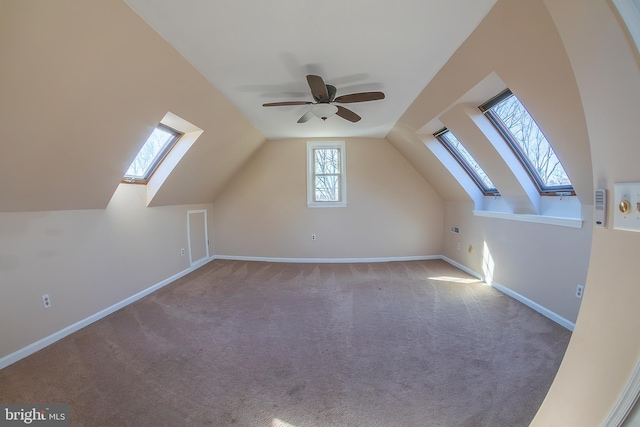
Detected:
[
  {"left": 311, "top": 234, "right": 316, "bottom": 241},
  {"left": 576, "top": 284, "right": 584, "bottom": 299},
  {"left": 42, "top": 294, "right": 51, "bottom": 308},
  {"left": 456, "top": 243, "right": 460, "bottom": 250},
  {"left": 180, "top": 248, "right": 185, "bottom": 256}
]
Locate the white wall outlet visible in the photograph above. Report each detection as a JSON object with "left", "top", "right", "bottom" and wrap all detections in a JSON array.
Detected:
[
  {"left": 42, "top": 294, "right": 51, "bottom": 308},
  {"left": 456, "top": 243, "right": 461, "bottom": 250},
  {"left": 576, "top": 284, "right": 584, "bottom": 299},
  {"left": 180, "top": 248, "right": 185, "bottom": 256},
  {"left": 311, "top": 234, "right": 316, "bottom": 241},
  {"left": 450, "top": 226, "right": 460, "bottom": 234}
]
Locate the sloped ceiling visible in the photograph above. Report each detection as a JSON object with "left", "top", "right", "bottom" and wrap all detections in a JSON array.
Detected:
[
  {"left": 0, "top": 0, "right": 265, "bottom": 212},
  {"left": 388, "top": 0, "right": 593, "bottom": 204},
  {"left": 0, "top": 0, "right": 502, "bottom": 213}
]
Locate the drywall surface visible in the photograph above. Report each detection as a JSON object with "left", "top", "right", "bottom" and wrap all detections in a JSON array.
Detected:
[
  {"left": 387, "top": 0, "right": 592, "bottom": 206},
  {"left": 530, "top": 0, "right": 640, "bottom": 425},
  {"left": 443, "top": 200, "right": 592, "bottom": 324},
  {"left": 212, "top": 138, "right": 443, "bottom": 259},
  {"left": 0, "top": 184, "right": 212, "bottom": 360},
  {"left": 0, "top": 0, "right": 264, "bottom": 212}
]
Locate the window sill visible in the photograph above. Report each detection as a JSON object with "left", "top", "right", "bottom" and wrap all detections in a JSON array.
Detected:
[
  {"left": 473, "top": 210, "right": 583, "bottom": 228},
  {"left": 307, "top": 202, "right": 347, "bottom": 208}
]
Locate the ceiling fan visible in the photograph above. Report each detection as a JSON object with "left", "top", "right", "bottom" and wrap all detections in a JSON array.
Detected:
[{"left": 262, "top": 75, "right": 385, "bottom": 123}]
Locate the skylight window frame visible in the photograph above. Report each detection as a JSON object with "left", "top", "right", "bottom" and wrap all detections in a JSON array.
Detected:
[
  {"left": 480, "top": 89, "right": 574, "bottom": 195},
  {"left": 122, "top": 124, "right": 183, "bottom": 185},
  {"left": 434, "top": 128, "right": 499, "bottom": 196}
]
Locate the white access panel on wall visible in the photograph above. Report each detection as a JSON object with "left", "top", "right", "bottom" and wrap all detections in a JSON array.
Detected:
[
  {"left": 187, "top": 209, "right": 209, "bottom": 266},
  {"left": 613, "top": 182, "right": 640, "bottom": 232}
]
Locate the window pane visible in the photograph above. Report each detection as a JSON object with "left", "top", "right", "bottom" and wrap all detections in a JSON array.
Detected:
[
  {"left": 489, "top": 94, "right": 572, "bottom": 188},
  {"left": 307, "top": 141, "right": 346, "bottom": 207},
  {"left": 441, "top": 131, "right": 496, "bottom": 191},
  {"left": 314, "top": 148, "right": 340, "bottom": 175},
  {"left": 315, "top": 175, "right": 340, "bottom": 202},
  {"left": 125, "top": 126, "right": 177, "bottom": 180}
]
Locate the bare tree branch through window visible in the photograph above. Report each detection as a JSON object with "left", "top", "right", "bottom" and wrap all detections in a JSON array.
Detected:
[{"left": 488, "top": 93, "right": 572, "bottom": 190}]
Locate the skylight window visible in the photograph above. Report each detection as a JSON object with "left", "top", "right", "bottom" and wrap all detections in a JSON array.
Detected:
[
  {"left": 435, "top": 129, "right": 498, "bottom": 195},
  {"left": 123, "top": 124, "right": 182, "bottom": 183},
  {"left": 481, "top": 90, "right": 573, "bottom": 193}
]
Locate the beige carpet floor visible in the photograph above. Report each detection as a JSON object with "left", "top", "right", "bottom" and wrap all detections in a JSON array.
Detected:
[{"left": 0, "top": 259, "right": 571, "bottom": 426}]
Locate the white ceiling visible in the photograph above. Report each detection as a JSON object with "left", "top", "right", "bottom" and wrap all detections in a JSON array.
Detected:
[{"left": 123, "top": 0, "right": 497, "bottom": 139}]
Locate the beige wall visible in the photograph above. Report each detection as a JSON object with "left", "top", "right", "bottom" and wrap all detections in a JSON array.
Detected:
[
  {"left": 3, "top": 0, "right": 640, "bottom": 424},
  {"left": 388, "top": 0, "right": 594, "bottom": 329},
  {"left": 388, "top": 0, "right": 591, "bottom": 204},
  {"left": 531, "top": 0, "right": 640, "bottom": 425},
  {"left": 212, "top": 138, "right": 443, "bottom": 259},
  {"left": 0, "top": 0, "right": 264, "bottom": 212},
  {"left": 0, "top": 184, "right": 212, "bottom": 360},
  {"left": 443, "top": 201, "right": 592, "bottom": 324}
]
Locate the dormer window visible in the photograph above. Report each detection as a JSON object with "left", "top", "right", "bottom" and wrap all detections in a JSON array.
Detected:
[{"left": 123, "top": 124, "right": 182, "bottom": 184}]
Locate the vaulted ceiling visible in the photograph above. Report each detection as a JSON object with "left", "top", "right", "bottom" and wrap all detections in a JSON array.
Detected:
[{"left": 123, "top": 0, "right": 497, "bottom": 139}]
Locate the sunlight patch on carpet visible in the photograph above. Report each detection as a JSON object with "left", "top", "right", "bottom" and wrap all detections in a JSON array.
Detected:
[
  {"left": 428, "top": 276, "right": 481, "bottom": 284},
  {"left": 272, "top": 418, "right": 298, "bottom": 427}
]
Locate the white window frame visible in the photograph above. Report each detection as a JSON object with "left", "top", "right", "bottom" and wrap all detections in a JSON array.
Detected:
[{"left": 307, "top": 141, "right": 347, "bottom": 208}]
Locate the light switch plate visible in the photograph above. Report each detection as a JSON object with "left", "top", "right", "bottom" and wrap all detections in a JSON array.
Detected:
[{"left": 613, "top": 182, "right": 640, "bottom": 232}]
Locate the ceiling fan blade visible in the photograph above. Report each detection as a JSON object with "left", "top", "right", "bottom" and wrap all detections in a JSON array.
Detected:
[
  {"left": 263, "top": 101, "right": 313, "bottom": 107},
  {"left": 307, "top": 75, "right": 329, "bottom": 101},
  {"left": 297, "top": 110, "right": 315, "bottom": 123},
  {"left": 334, "top": 92, "right": 385, "bottom": 103},
  {"left": 336, "top": 105, "right": 361, "bottom": 123}
]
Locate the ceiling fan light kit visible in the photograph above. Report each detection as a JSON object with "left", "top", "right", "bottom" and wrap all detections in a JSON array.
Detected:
[
  {"left": 262, "top": 74, "right": 385, "bottom": 123},
  {"left": 312, "top": 104, "right": 338, "bottom": 121}
]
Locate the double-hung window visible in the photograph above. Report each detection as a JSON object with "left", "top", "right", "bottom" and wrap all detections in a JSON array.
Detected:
[
  {"left": 480, "top": 90, "right": 573, "bottom": 193},
  {"left": 123, "top": 124, "right": 182, "bottom": 184},
  {"left": 435, "top": 128, "right": 498, "bottom": 195},
  {"left": 307, "top": 141, "right": 346, "bottom": 207}
]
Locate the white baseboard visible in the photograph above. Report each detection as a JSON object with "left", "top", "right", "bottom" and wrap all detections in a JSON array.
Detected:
[
  {"left": 439, "top": 256, "right": 484, "bottom": 281},
  {"left": 0, "top": 256, "right": 215, "bottom": 371},
  {"left": 213, "top": 254, "right": 441, "bottom": 263},
  {"left": 439, "top": 256, "right": 575, "bottom": 331},
  {"left": 1, "top": 254, "right": 573, "bottom": 371},
  {"left": 490, "top": 281, "right": 575, "bottom": 331}
]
